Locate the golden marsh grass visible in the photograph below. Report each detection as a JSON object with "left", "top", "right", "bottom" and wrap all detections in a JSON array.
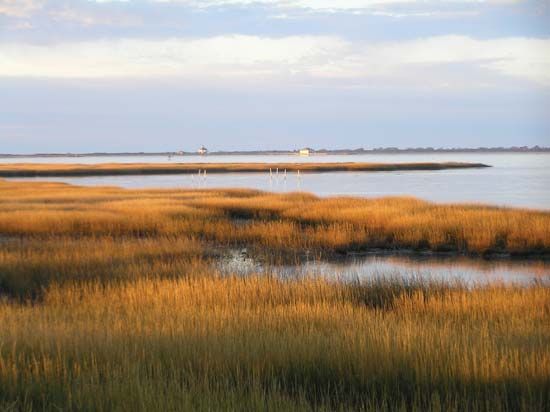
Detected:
[
  {"left": 0, "top": 179, "right": 548, "bottom": 257},
  {"left": 0, "top": 179, "right": 549, "bottom": 410},
  {"left": 0, "top": 161, "right": 489, "bottom": 177},
  {"left": 1, "top": 276, "right": 549, "bottom": 411}
]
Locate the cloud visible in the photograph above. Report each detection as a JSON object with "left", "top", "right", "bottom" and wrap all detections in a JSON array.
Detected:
[
  {"left": 352, "top": 35, "right": 550, "bottom": 82},
  {"left": 0, "top": 0, "right": 43, "bottom": 17},
  {"left": 49, "top": 6, "right": 141, "bottom": 26},
  {"left": 151, "top": 0, "right": 521, "bottom": 7},
  {"left": 0, "top": 35, "right": 348, "bottom": 78},
  {"left": 0, "top": 0, "right": 529, "bottom": 23},
  {"left": 1, "top": 35, "right": 548, "bottom": 86},
  {"left": 151, "top": 0, "right": 525, "bottom": 12},
  {"left": 95, "top": 0, "right": 526, "bottom": 18}
]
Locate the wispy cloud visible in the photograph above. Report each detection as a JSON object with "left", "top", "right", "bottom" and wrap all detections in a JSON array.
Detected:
[
  {"left": 144, "top": 0, "right": 526, "bottom": 21},
  {"left": 1, "top": 34, "right": 548, "bottom": 86},
  {"left": 0, "top": 35, "right": 346, "bottom": 78},
  {"left": 150, "top": 0, "right": 527, "bottom": 15},
  {"left": 0, "top": 0, "right": 43, "bottom": 17},
  {"left": 49, "top": 6, "right": 141, "bottom": 26},
  {"left": 151, "top": 0, "right": 524, "bottom": 10}
]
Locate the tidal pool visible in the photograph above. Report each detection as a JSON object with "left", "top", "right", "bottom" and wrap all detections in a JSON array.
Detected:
[{"left": 219, "top": 251, "right": 550, "bottom": 285}]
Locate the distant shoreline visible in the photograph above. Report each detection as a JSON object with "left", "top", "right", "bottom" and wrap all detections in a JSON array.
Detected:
[
  {"left": 0, "top": 146, "right": 548, "bottom": 158},
  {"left": 0, "top": 162, "right": 490, "bottom": 178}
]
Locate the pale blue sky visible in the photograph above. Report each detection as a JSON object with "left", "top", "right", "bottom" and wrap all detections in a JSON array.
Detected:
[{"left": 1, "top": 0, "right": 549, "bottom": 153}]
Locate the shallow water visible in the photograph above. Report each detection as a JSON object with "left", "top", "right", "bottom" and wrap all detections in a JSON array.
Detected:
[
  {"left": 4, "top": 153, "right": 549, "bottom": 283},
  {"left": 220, "top": 251, "right": 550, "bottom": 285},
  {"left": 4, "top": 153, "right": 549, "bottom": 209}
]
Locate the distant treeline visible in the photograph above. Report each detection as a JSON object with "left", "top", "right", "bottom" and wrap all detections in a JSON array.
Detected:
[
  {"left": 1, "top": 146, "right": 548, "bottom": 158},
  {"left": 316, "top": 145, "right": 550, "bottom": 154}
]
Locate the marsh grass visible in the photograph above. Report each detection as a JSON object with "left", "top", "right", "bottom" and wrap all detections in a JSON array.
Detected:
[
  {"left": 1, "top": 276, "right": 549, "bottom": 411},
  {"left": 0, "top": 180, "right": 549, "bottom": 411},
  {"left": 0, "top": 161, "right": 489, "bottom": 177},
  {"left": 1, "top": 180, "right": 549, "bottom": 298},
  {"left": 1, "top": 180, "right": 548, "bottom": 253}
]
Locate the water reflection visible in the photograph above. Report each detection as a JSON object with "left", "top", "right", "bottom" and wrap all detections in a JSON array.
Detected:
[{"left": 219, "top": 251, "right": 550, "bottom": 285}]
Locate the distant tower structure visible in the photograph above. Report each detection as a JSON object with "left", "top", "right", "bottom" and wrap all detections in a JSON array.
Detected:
[{"left": 198, "top": 146, "right": 208, "bottom": 156}]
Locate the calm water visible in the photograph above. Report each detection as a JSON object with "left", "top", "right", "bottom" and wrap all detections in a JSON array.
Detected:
[
  {"left": 4, "top": 153, "right": 549, "bottom": 209},
  {"left": 3, "top": 153, "right": 549, "bottom": 283},
  {"left": 221, "top": 252, "right": 550, "bottom": 285}
]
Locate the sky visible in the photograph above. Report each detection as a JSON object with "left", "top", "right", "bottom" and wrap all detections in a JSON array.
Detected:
[{"left": 1, "top": 0, "right": 549, "bottom": 153}]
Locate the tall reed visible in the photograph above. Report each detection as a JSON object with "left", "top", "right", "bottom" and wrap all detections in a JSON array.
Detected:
[{"left": 1, "top": 276, "right": 549, "bottom": 411}]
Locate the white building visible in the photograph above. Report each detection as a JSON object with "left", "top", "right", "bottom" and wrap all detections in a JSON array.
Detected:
[
  {"left": 299, "top": 148, "right": 313, "bottom": 156},
  {"left": 198, "top": 146, "right": 208, "bottom": 155}
]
